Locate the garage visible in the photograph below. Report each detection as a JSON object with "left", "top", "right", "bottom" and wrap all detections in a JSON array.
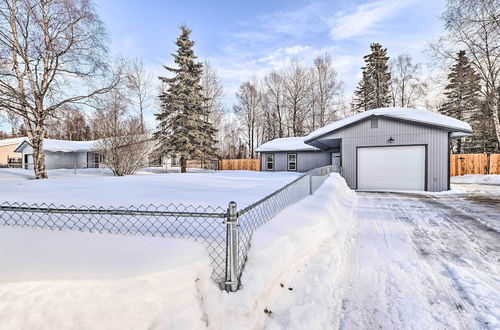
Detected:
[{"left": 357, "top": 145, "right": 426, "bottom": 191}]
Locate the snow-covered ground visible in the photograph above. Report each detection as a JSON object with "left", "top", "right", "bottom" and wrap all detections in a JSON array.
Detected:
[
  {"left": 0, "top": 226, "right": 221, "bottom": 329},
  {"left": 228, "top": 180, "right": 498, "bottom": 329},
  {"left": 0, "top": 168, "right": 301, "bottom": 208},
  {"left": 451, "top": 174, "right": 500, "bottom": 185},
  {"left": 0, "top": 173, "right": 497, "bottom": 329}
]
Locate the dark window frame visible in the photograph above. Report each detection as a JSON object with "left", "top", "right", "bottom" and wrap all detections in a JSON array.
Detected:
[
  {"left": 265, "top": 153, "right": 274, "bottom": 171},
  {"left": 287, "top": 153, "right": 297, "bottom": 171},
  {"left": 370, "top": 118, "right": 378, "bottom": 128}
]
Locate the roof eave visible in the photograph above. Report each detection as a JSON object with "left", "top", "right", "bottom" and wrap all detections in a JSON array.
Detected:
[
  {"left": 305, "top": 114, "right": 473, "bottom": 145},
  {"left": 13, "top": 140, "right": 31, "bottom": 153}
]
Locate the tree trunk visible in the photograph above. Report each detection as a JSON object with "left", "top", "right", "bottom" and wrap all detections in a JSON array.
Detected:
[
  {"left": 180, "top": 156, "right": 187, "bottom": 173},
  {"left": 31, "top": 130, "right": 48, "bottom": 179},
  {"left": 490, "top": 95, "right": 500, "bottom": 149}
]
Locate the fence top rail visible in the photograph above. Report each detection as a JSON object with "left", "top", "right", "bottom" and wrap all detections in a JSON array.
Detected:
[
  {"left": 238, "top": 165, "right": 332, "bottom": 216},
  {"left": 0, "top": 203, "right": 227, "bottom": 218}
]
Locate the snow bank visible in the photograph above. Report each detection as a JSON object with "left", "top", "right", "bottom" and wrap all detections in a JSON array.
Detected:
[
  {"left": 212, "top": 174, "right": 357, "bottom": 329},
  {"left": 0, "top": 227, "right": 220, "bottom": 329},
  {"left": 451, "top": 174, "right": 500, "bottom": 185}
]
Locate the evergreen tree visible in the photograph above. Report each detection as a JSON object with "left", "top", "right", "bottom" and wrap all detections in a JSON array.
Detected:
[
  {"left": 466, "top": 92, "right": 499, "bottom": 153},
  {"left": 352, "top": 71, "right": 371, "bottom": 112},
  {"left": 353, "top": 43, "right": 391, "bottom": 112},
  {"left": 439, "top": 50, "right": 482, "bottom": 153},
  {"left": 155, "top": 25, "right": 218, "bottom": 172}
]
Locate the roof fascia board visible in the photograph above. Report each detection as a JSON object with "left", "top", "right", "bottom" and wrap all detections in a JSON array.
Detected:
[{"left": 305, "top": 114, "right": 473, "bottom": 144}]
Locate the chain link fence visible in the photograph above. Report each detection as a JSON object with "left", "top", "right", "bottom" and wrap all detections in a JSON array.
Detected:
[{"left": 0, "top": 165, "right": 332, "bottom": 291}]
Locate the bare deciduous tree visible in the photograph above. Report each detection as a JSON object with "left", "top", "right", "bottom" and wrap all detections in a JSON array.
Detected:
[
  {"left": 0, "top": 0, "right": 118, "bottom": 178},
  {"left": 0, "top": 109, "right": 21, "bottom": 135},
  {"left": 263, "top": 71, "right": 286, "bottom": 139},
  {"left": 310, "top": 54, "right": 343, "bottom": 129},
  {"left": 389, "top": 54, "right": 427, "bottom": 108},
  {"left": 94, "top": 115, "right": 151, "bottom": 176},
  {"left": 126, "top": 58, "right": 153, "bottom": 131},
  {"left": 201, "top": 60, "right": 225, "bottom": 146},
  {"left": 283, "top": 59, "right": 311, "bottom": 136},
  {"left": 234, "top": 79, "right": 262, "bottom": 158}
]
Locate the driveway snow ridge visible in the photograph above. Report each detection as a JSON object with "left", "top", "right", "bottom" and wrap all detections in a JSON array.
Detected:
[{"left": 211, "top": 174, "right": 357, "bottom": 329}]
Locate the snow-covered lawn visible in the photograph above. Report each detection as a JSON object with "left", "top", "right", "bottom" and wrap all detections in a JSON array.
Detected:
[
  {"left": 0, "top": 168, "right": 301, "bottom": 208},
  {"left": 0, "top": 226, "right": 220, "bottom": 329}
]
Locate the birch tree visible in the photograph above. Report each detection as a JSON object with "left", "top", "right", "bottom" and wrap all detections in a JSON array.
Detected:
[
  {"left": 389, "top": 54, "right": 427, "bottom": 108},
  {"left": 234, "top": 79, "right": 262, "bottom": 158},
  {"left": 126, "top": 58, "right": 152, "bottom": 132},
  {"left": 201, "top": 59, "right": 225, "bottom": 148},
  {"left": 263, "top": 71, "right": 286, "bottom": 139},
  {"left": 0, "top": 0, "right": 117, "bottom": 178},
  {"left": 283, "top": 59, "right": 311, "bottom": 136},
  {"left": 310, "top": 54, "right": 343, "bottom": 129}
]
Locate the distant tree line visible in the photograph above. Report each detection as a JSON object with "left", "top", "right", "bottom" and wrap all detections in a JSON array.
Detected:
[
  {"left": 1, "top": 0, "right": 497, "bottom": 177},
  {"left": 232, "top": 55, "right": 344, "bottom": 158}
]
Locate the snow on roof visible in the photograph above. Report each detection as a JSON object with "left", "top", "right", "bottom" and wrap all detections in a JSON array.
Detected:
[
  {"left": 306, "top": 107, "right": 473, "bottom": 142},
  {"left": 15, "top": 138, "right": 98, "bottom": 153},
  {"left": 256, "top": 137, "right": 319, "bottom": 152},
  {"left": 43, "top": 139, "right": 98, "bottom": 152},
  {"left": 0, "top": 137, "right": 28, "bottom": 147}
]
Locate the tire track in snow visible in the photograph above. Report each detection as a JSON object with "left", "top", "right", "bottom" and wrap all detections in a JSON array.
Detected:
[{"left": 386, "top": 192, "right": 497, "bottom": 329}]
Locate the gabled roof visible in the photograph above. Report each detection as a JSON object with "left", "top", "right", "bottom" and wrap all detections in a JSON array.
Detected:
[
  {"left": 255, "top": 137, "right": 319, "bottom": 152},
  {"left": 0, "top": 137, "right": 28, "bottom": 147},
  {"left": 305, "top": 107, "right": 473, "bottom": 142},
  {"left": 14, "top": 139, "right": 98, "bottom": 153}
]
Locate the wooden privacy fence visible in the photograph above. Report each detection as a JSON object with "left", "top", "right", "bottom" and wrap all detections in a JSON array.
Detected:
[
  {"left": 220, "top": 159, "right": 261, "bottom": 171},
  {"left": 450, "top": 153, "right": 500, "bottom": 176}
]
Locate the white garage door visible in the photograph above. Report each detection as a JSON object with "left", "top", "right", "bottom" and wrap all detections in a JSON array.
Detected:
[{"left": 357, "top": 145, "right": 426, "bottom": 191}]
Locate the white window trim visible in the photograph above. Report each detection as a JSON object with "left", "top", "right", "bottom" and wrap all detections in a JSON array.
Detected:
[
  {"left": 265, "top": 153, "right": 274, "bottom": 171},
  {"left": 287, "top": 153, "right": 297, "bottom": 171}
]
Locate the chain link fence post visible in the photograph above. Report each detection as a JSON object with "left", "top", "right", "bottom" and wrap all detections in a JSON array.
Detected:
[
  {"left": 309, "top": 172, "right": 313, "bottom": 195},
  {"left": 224, "top": 201, "right": 239, "bottom": 292}
]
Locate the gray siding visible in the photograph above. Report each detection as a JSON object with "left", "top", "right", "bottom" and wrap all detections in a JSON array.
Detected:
[
  {"left": 322, "top": 117, "right": 449, "bottom": 192},
  {"left": 260, "top": 151, "right": 330, "bottom": 172}
]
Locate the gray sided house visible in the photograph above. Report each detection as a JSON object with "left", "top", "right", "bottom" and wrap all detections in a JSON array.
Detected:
[
  {"left": 14, "top": 139, "right": 102, "bottom": 170},
  {"left": 256, "top": 107, "right": 473, "bottom": 192}
]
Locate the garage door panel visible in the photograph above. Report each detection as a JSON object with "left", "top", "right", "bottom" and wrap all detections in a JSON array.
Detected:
[{"left": 357, "top": 146, "right": 425, "bottom": 191}]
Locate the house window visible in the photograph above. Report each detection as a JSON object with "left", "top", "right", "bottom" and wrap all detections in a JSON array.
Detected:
[
  {"left": 265, "top": 154, "right": 274, "bottom": 171},
  {"left": 371, "top": 118, "right": 378, "bottom": 128},
  {"left": 287, "top": 153, "right": 297, "bottom": 171}
]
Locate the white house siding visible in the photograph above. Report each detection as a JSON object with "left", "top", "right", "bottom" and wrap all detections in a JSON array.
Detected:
[
  {"left": 321, "top": 117, "right": 449, "bottom": 192},
  {"left": 260, "top": 151, "right": 331, "bottom": 172},
  {"left": 20, "top": 144, "right": 91, "bottom": 170}
]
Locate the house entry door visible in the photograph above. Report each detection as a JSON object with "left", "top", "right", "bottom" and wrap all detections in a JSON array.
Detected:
[{"left": 331, "top": 153, "right": 341, "bottom": 173}]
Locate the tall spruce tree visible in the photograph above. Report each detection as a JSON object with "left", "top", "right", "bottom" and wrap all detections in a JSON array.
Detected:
[
  {"left": 155, "top": 25, "right": 218, "bottom": 173},
  {"left": 352, "top": 71, "right": 371, "bottom": 112},
  {"left": 353, "top": 43, "right": 391, "bottom": 112},
  {"left": 439, "top": 50, "right": 482, "bottom": 153}
]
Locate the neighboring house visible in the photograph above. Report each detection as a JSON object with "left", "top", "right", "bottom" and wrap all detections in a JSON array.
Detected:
[
  {"left": 256, "top": 107, "right": 472, "bottom": 192},
  {"left": 0, "top": 137, "right": 28, "bottom": 167},
  {"left": 161, "top": 154, "right": 181, "bottom": 170},
  {"left": 14, "top": 139, "right": 103, "bottom": 170}
]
